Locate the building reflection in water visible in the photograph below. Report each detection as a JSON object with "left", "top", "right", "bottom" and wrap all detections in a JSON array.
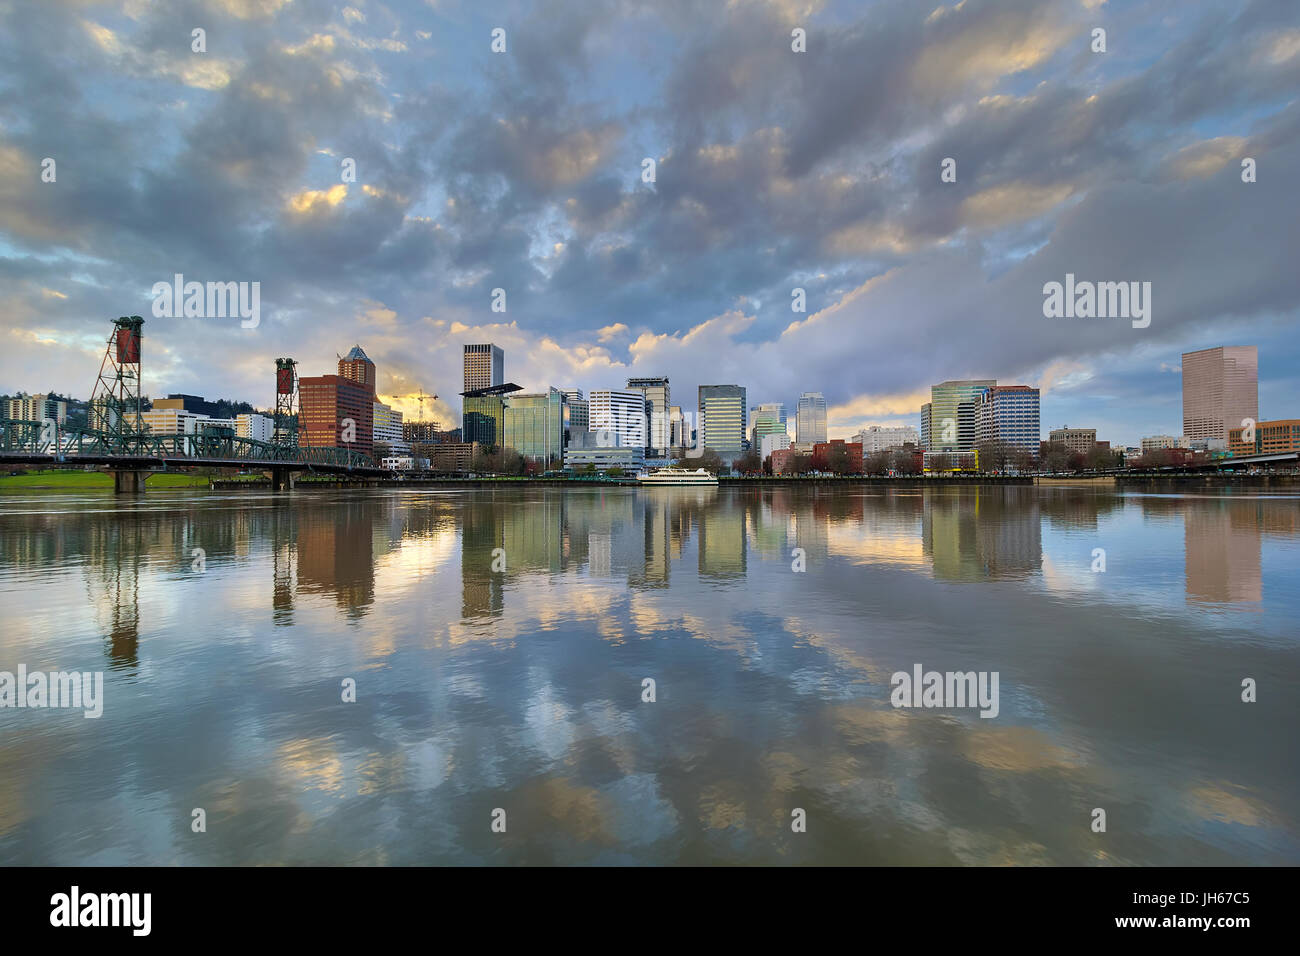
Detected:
[
  {"left": 295, "top": 500, "right": 377, "bottom": 622},
  {"left": 1180, "top": 496, "right": 1298, "bottom": 606},
  {"left": 922, "top": 487, "right": 1042, "bottom": 581}
]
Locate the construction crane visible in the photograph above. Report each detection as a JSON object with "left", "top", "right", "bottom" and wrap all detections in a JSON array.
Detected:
[{"left": 392, "top": 388, "right": 438, "bottom": 423}]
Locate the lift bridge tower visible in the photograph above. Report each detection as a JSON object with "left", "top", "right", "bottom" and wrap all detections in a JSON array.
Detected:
[
  {"left": 273, "top": 358, "right": 301, "bottom": 446},
  {"left": 88, "top": 316, "right": 145, "bottom": 450}
]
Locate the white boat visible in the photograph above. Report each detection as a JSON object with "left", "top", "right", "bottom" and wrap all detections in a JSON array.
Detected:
[{"left": 637, "top": 467, "right": 718, "bottom": 486}]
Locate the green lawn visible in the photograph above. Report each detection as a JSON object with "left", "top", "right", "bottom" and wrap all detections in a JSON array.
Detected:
[{"left": 0, "top": 469, "right": 211, "bottom": 489}]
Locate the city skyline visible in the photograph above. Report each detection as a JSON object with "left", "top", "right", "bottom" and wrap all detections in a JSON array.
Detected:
[{"left": 2, "top": 0, "right": 1298, "bottom": 449}]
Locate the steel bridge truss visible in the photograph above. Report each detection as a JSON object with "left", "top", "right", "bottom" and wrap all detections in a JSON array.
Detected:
[{"left": 0, "top": 418, "right": 377, "bottom": 470}]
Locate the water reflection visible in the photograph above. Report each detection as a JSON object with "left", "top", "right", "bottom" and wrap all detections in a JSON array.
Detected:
[{"left": 0, "top": 485, "right": 1297, "bottom": 865}]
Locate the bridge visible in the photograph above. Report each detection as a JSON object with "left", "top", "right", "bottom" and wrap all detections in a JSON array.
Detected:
[
  {"left": 0, "top": 419, "right": 384, "bottom": 490},
  {"left": 1, "top": 315, "right": 385, "bottom": 491}
]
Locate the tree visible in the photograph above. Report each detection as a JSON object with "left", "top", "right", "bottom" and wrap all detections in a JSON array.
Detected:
[
  {"left": 864, "top": 451, "right": 890, "bottom": 475},
  {"left": 826, "top": 443, "right": 854, "bottom": 474},
  {"left": 695, "top": 447, "right": 724, "bottom": 473},
  {"left": 975, "top": 439, "right": 1016, "bottom": 474},
  {"left": 1085, "top": 444, "right": 1119, "bottom": 472},
  {"left": 1040, "top": 441, "right": 1073, "bottom": 473},
  {"left": 734, "top": 448, "right": 762, "bottom": 475}
]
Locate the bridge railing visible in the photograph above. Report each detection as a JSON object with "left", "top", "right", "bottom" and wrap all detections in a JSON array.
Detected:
[{"left": 0, "top": 419, "right": 376, "bottom": 470}]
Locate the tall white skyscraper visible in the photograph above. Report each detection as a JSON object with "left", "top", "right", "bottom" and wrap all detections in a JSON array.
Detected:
[
  {"left": 626, "top": 376, "right": 670, "bottom": 454},
  {"left": 796, "top": 392, "right": 827, "bottom": 444},
  {"left": 588, "top": 389, "right": 647, "bottom": 448}
]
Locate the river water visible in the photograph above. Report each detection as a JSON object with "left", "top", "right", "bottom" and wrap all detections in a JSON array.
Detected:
[{"left": 0, "top": 484, "right": 1296, "bottom": 864}]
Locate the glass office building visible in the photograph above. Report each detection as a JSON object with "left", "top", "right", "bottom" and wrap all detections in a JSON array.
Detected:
[
  {"left": 504, "top": 388, "right": 567, "bottom": 465},
  {"left": 699, "top": 384, "right": 747, "bottom": 455}
]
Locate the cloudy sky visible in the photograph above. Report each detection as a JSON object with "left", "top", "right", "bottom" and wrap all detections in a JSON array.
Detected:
[{"left": 1, "top": 0, "right": 1297, "bottom": 445}]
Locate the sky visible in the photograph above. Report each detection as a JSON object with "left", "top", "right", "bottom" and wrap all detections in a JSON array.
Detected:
[{"left": 1, "top": 0, "right": 1297, "bottom": 446}]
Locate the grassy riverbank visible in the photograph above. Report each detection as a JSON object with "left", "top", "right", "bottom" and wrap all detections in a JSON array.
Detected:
[{"left": 0, "top": 469, "right": 211, "bottom": 490}]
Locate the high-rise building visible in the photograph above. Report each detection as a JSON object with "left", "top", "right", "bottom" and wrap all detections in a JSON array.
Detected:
[
  {"left": 298, "top": 374, "right": 374, "bottom": 456},
  {"left": 158, "top": 394, "right": 221, "bottom": 418},
  {"left": 976, "top": 386, "right": 1039, "bottom": 455},
  {"left": 5, "top": 393, "right": 68, "bottom": 424},
  {"left": 851, "top": 424, "right": 920, "bottom": 454},
  {"left": 920, "top": 403, "right": 931, "bottom": 450},
  {"left": 462, "top": 385, "right": 517, "bottom": 448},
  {"left": 795, "top": 392, "right": 827, "bottom": 445},
  {"left": 750, "top": 403, "right": 788, "bottom": 448},
  {"left": 589, "top": 389, "right": 647, "bottom": 448},
  {"left": 235, "top": 412, "right": 274, "bottom": 443},
  {"left": 504, "top": 388, "right": 567, "bottom": 465},
  {"left": 373, "top": 401, "right": 408, "bottom": 453},
  {"left": 339, "top": 345, "right": 377, "bottom": 395},
  {"left": 140, "top": 407, "right": 210, "bottom": 435},
  {"left": 699, "top": 385, "right": 747, "bottom": 455},
  {"left": 463, "top": 343, "right": 504, "bottom": 393},
  {"left": 760, "top": 431, "right": 791, "bottom": 461},
  {"left": 668, "top": 405, "right": 686, "bottom": 449},
  {"left": 559, "top": 389, "right": 589, "bottom": 436},
  {"left": 1048, "top": 427, "right": 1097, "bottom": 455},
  {"left": 1182, "top": 346, "right": 1258, "bottom": 442},
  {"left": 926, "top": 380, "right": 995, "bottom": 452},
  {"left": 626, "top": 376, "right": 670, "bottom": 455}
]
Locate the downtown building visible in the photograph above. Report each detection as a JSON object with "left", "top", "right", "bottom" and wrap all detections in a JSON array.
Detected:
[
  {"left": 463, "top": 343, "right": 504, "bottom": 393},
  {"left": 560, "top": 389, "right": 589, "bottom": 437},
  {"left": 795, "top": 392, "right": 827, "bottom": 445},
  {"left": 922, "top": 380, "right": 996, "bottom": 453},
  {"left": 461, "top": 343, "right": 511, "bottom": 448},
  {"left": 339, "top": 345, "right": 377, "bottom": 394},
  {"left": 750, "top": 402, "right": 788, "bottom": 449},
  {"left": 1182, "top": 346, "right": 1258, "bottom": 442},
  {"left": 504, "top": 388, "right": 567, "bottom": 466},
  {"left": 589, "top": 389, "right": 647, "bottom": 449},
  {"left": 298, "top": 375, "right": 374, "bottom": 456},
  {"left": 235, "top": 412, "right": 274, "bottom": 443},
  {"left": 5, "top": 393, "right": 68, "bottom": 424},
  {"left": 1048, "top": 426, "right": 1097, "bottom": 455},
  {"left": 698, "top": 385, "right": 747, "bottom": 457},
  {"left": 626, "top": 377, "right": 670, "bottom": 456},
  {"left": 851, "top": 424, "right": 920, "bottom": 454},
  {"left": 373, "top": 401, "right": 408, "bottom": 454},
  {"left": 1229, "top": 419, "right": 1300, "bottom": 456},
  {"left": 976, "top": 386, "right": 1040, "bottom": 456}
]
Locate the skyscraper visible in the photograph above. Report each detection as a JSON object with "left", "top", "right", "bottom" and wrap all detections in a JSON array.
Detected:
[
  {"left": 339, "top": 344, "right": 376, "bottom": 395},
  {"left": 926, "top": 380, "right": 995, "bottom": 452},
  {"left": 977, "top": 385, "right": 1040, "bottom": 455},
  {"left": 750, "top": 403, "right": 788, "bottom": 447},
  {"left": 1182, "top": 346, "right": 1258, "bottom": 442},
  {"left": 699, "top": 385, "right": 747, "bottom": 455},
  {"left": 299, "top": 374, "right": 374, "bottom": 456},
  {"left": 626, "top": 376, "right": 670, "bottom": 455},
  {"left": 504, "top": 388, "right": 566, "bottom": 465},
  {"left": 796, "top": 392, "right": 827, "bottom": 445},
  {"left": 463, "top": 343, "right": 504, "bottom": 393},
  {"left": 589, "top": 389, "right": 647, "bottom": 448},
  {"left": 560, "top": 389, "right": 588, "bottom": 438}
]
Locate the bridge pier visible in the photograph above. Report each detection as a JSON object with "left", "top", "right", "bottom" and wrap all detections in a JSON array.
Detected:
[
  {"left": 270, "top": 468, "right": 300, "bottom": 492},
  {"left": 112, "top": 470, "right": 149, "bottom": 494}
]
